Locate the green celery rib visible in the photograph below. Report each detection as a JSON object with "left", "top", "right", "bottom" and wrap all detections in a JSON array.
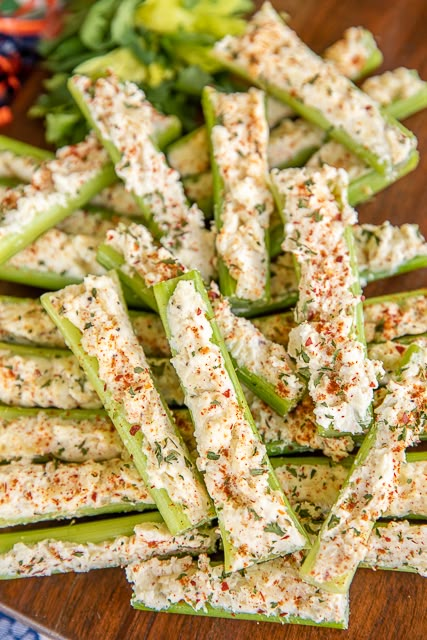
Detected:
[
  {"left": 131, "top": 601, "right": 347, "bottom": 629},
  {"left": 96, "top": 243, "right": 157, "bottom": 311},
  {"left": 154, "top": 270, "right": 309, "bottom": 573},
  {"left": 0, "top": 135, "right": 54, "bottom": 161},
  {"left": 359, "top": 252, "right": 427, "bottom": 284},
  {"left": 202, "top": 86, "right": 271, "bottom": 304},
  {"left": 0, "top": 405, "right": 107, "bottom": 422},
  {"left": 0, "top": 512, "right": 163, "bottom": 554},
  {"left": 230, "top": 291, "right": 298, "bottom": 318},
  {"left": 41, "top": 273, "right": 213, "bottom": 534},
  {"left": 0, "top": 264, "right": 84, "bottom": 291}
]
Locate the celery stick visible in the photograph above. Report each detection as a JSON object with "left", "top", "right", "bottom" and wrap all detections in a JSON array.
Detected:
[
  {"left": 127, "top": 554, "right": 349, "bottom": 629},
  {"left": 0, "top": 513, "right": 217, "bottom": 580},
  {"left": 0, "top": 458, "right": 156, "bottom": 528},
  {"left": 202, "top": 86, "right": 273, "bottom": 303},
  {"left": 0, "top": 342, "right": 183, "bottom": 408},
  {"left": 0, "top": 134, "right": 116, "bottom": 266},
  {"left": 41, "top": 272, "right": 214, "bottom": 535},
  {"left": 154, "top": 270, "right": 309, "bottom": 572},
  {"left": 300, "top": 346, "right": 427, "bottom": 593},
  {"left": 214, "top": 4, "right": 416, "bottom": 176},
  {"left": 0, "top": 135, "right": 53, "bottom": 161},
  {"left": 271, "top": 166, "right": 379, "bottom": 436},
  {"left": 323, "top": 27, "right": 383, "bottom": 81},
  {"left": 361, "top": 68, "right": 427, "bottom": 121},
  {"left": 68, "top": 74, "right": 214, "bottom": 281},
  {"left": 362, "top": 521, "right": 427, "bottom": 576}
]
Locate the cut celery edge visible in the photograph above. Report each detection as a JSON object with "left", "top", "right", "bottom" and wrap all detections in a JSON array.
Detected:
[
  {"left": 0, "top": 405, "right": 107, "bottom": 422},
  {"left": 202, "top": 87, "right": 271, "bottom": 304},
  {"left": 0, "top": 163, "right": 117, "bottom": 266},
  {"left": 359, "top": 252, "right": 427, "bottom": 284},
  {"left": 230, "top": 291, "right": 298, "bottom": 318},
  {"left": 40, "top": 277, "right": 212, "bottom": 535},
  {"left": 96, "top": 243, "right": 157, "bottom": 311},
  {"left": 0, "top": 512, "right": 162, "bottom": 554},
  {"left": 385, "top": 85, "right": 427, "bottom": 121},
  {"left": 348, "top": 149, "right": 419, "bottom": 206},
  {"left": 0, "top": 264, "right": 84, "bottom": 291},
  {"left": 153, "top": 270, "right": 310, "bottom": 573},
  {"left": 131, "top": 600, "right": 348, "bottom": 629},
  {"left": 0, "top": 135, "right": 53, "bottom": 161},
  {"left": 233, "top": 364, "right": 303, "bottom": 417}
]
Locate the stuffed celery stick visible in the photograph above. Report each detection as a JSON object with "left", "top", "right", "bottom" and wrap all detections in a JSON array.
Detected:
[
  {"left": 0, "top": 295, "right": 170, "bottom": 356},
  {"left": 68, "top": 74, "right": 214, "bottom": 281},
  {"left": 202, "top": 86, "right": 273, "bottom": 303},
  {"left": 214, "top": 3, "right": 417, "bottom": 176},
  {"left": 0, "top": 342, "right": 183, "bottom": 408},
  {"left": 0, "top": 134, "right": 117, "bottom": 265},
  {"left": 0, "top": 457, "right": 156, "bottom": 528},
  {"left": 300, "top": 345, "right": 427, "bottom": 593},
  {"left": 0, "top": 513, "right": 217, "bottom": 580},
  {"left": 127, "top": 554, "right": 349, "bottom": 629},
  {"left": 154, "top": 271, "right": 309, "bottom": 572},
  {"left": 361, "top": 521, "right": 427, "bottom": 576},
  {"left": 361, "top": 67, "right": 427, "bottom": 121},
  {"left": 41, "top": 273, "right": 213, "bottom": 535},
  {"left": 271, "top": 166, "right": 381, "bottom": 436},
  {"left": 0, "top": 406, "right": 123, "bottom": 463}
]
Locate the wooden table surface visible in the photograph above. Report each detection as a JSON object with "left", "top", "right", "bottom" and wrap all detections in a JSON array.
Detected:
[{"left": 0, "top": 1, "right": 426, "bottom": 639}]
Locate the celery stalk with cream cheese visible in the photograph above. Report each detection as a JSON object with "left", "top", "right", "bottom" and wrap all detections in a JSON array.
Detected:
[
  {"left": 154, "top": 270, "right": 309, "bottom": 573},
  {"left": 41, "top": 272, "right": 214, "bottom": 535}
]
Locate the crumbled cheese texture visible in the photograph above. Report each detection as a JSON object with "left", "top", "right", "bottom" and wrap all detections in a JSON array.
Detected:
[
  {"left": 105, "top": 222, "right": 187, "bottom": 286},
  {"left": 248, "top": 394, "right": 354, "bottom": 461},
  {"left": 268, "top": 118, "right": 325, "bottom": 169},
  {"left": 0, "top": 458, "right": 154, "bottom": 525},
  {"left": 208, "top": 87, "right": 273, "bottom": 301},
  {"left": 301, "top": 347, "right": 427, "bottom": 588},
  {"left": 306, "top": 140, "right": 368, "bottom": 180},
  {"left": 214, "top": 3, "right": 415, "bottom": 173},
  {"left": 0, "top": 150, "right": 40, "bottom": 182},
  {"left": 0, "top": 348, "right": 100, "bottom": 409},
  {"left": 0, "top": 522, "right": 216, "bottom": 579},
  {"left": 51, "top": 274, "right": 211, "bottom": 526},
  {"left": 272, "top": 166, "right": 381, "bottom": 435},
  {"left": 6, "top": 228, "right": 106, "bottom": 279},
  {"left": 127, "top": 554, "right": 349, "bottom": 625},
  {"left": 210, "top": 289, "right": 303, "bottom": 408},
  {"left": 362, "top": 68, "right": 427, "bottom": 107},
  {"left": 323, "top": 27, "right": 378, "bottom": 79},
  {"left": 167, "top": 279, "right": 307, "bottom": 571},
  {"left": 386, "top": 458, "right": 427, "bottom": 518},
  {"left": 364, "top": 294, "right": 427, "bottom": 343},
  {"left": 353, "top": 222, "right": 427, "bottom": 283},
  {"left": 0, "top": 298, "right": 65, "bottom": 348},
  {"left": 91, "top": 183, "right": 144, "bottom": 217},
  {"left": 0, "top": 411, "right": 123, "bottom": 463},
  {"left": 71, "top": 75, "right": 214, "bottom": 281},
  {"left": 0, "top": 133, "right": 110, "bottom": 240},
  {"left": 363, "top": 522, "right": 427, "bottom": 576},
  {"left": 167, "top": 127, "right": 210, "bottom": 177}
]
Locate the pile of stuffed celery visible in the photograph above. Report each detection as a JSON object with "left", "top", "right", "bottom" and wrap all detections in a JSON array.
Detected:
[{"left": 0, "top": 1, "right": 426, "bottom": 631}]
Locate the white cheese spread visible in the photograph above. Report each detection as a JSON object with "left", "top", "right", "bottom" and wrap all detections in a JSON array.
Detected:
[
  {"left": 214, "top": 3, "right": 415, "bottom": 172},
  {"left": 362, "top": 68, "right": 427, "bottom": 107},
  {"left": 127, "top": 554, "right": 349, "bottom": 625},
  {"left": 0, "top": 411, "right": 123, "bottom": 463},
  {"left": 364, "top": 294, "right": 427, "bottom": 343},
  {"left": 272, "top": 166, "right": 381, "bottom": 434},
  {"left": 51, "top": 274, "right": 211, "bottom": 526},
  {"left": 363, "top": 521, "right": 426, "bottom": 576},
  {"left": 306, "top": 140, "right": 368, "bottom": 180},
  {"left": 323, "top": 27, "right": 378, "bottom": 79},
  {"left": 0, "top": 458, "right": 154, "bottom": 525},
  {"left": 208, "top": 87, "right": 273, "bottom": 301},
  {"left": 0, "top": 348, "right": 101, "bottom": 409},
  {"left": 105, "top": 222, "right": 187, "bottom": 286},
  {"left": 0, "top": 150, "right": 40, "bottom": 182},
  {"left": 0, "top": 298, "right": 65, "bottom": 348},
  {"left": 268, "top": 118, "right": 325, "bottom": 169},
  {"left": 6, "top": 228, "right": 106, "bottom": 278},
  {"left": 386, "top": 458, "right": 427, "bottom": 518},
  {"left": 0, "top": 133, "right": 110, "bottom": 239},
  {"left": 354, "top": 222, "right": 427, "bottom": 282},
  {"left": 71, "top": 75, "right": 214, "bottom": 281},
  {"left": 0, "top": 521, "right": 216, "bottom": 579},
  {"left": 167, "top": 279, "right": 307, "bottom": 571},
  {"left": 248, "top": 393, "right": 354, "bottom": 461},
  {"left": 211, "top": 290, "right": 303, "bottom": 406},
  {"left": 91, "top": 183, "right": 144, "bottom": 217}
]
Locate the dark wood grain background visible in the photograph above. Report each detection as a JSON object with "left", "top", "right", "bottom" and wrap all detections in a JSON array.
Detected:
[{"left": 0, "top": 1, "right": 426, "bottom": 638}]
